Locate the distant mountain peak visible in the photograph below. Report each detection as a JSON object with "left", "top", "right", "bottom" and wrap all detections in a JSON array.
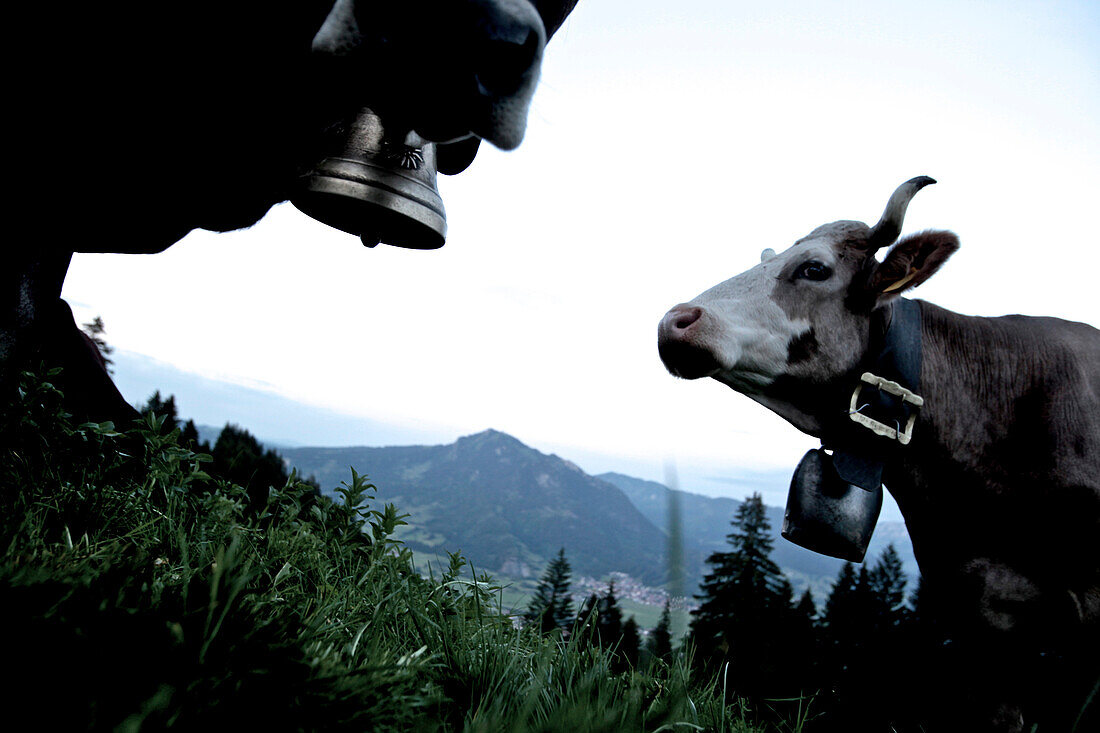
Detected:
[
  {"left": 282, "top": 429, "right": 668, "bottom": 584},
  {"left": 455, "top": 429, "right": 529, "bottom": 451}
]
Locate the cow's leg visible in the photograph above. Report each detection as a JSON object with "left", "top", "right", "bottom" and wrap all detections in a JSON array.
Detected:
[
  {"left": 1043, "top": 585, "right": 1100, "bottom": 732},
  {"left": 1, "top": 250, "right": 69, "bottom": 373},
  {"left": 2, "top": 250, "right": 71, "bottom": 402},
  {"left": 1, "top": 250, "right": 136, "bottom": 424},
  {"left": 934, "top": 558, "right": 1100, "bottom": 732},
  {"left": 910, "top": 560, "right": 1036, "bottom": 732},
  {"left": 980, "top": 570, "right": 1100, "bottom": 732},
  {"left": 942, "top": 641, "right": 1026, "bottom": 733}
]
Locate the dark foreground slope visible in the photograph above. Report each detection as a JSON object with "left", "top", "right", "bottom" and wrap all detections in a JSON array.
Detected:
[{"left": 2, "top": 371, "right": 749, "bottom": 732}]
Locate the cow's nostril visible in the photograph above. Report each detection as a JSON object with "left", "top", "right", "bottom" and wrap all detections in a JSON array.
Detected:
[
  {"left": 658, "top": 305, "right": 718, "bottom": 379},
  {"left": 673, "top": 307, "right": 703, "bottom": 332},
  {"left": 475, "top": 30, "right": 541, "bottom": 97}
]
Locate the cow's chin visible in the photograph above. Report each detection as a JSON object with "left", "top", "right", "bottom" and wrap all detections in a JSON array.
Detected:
[
  {"left": 658, "top": 341, "right": 721, "bottom": 380},
  {"left": 424, "top": 100, "right": 531, "bottom": 152},
  {"left": 714, "top": 367, "right": 777, "bottom": 397},
  {"left": 471, "top": 104, "right": 529, "bottom": 151},
  {"left": 412, "top": 118, "right": 479, "bottom": 146},
  {"left": 749, "top": 393, "right": 826, "bottom": 439},
  {"left": 715, "top": 363, "right": 827, "bottom": 437}
]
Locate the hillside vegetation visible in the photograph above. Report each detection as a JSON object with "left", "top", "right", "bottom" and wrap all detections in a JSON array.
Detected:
[
  {"left": 281, "top": 431, "right": 668, "bottom": 585},
  {"left": 0, "top": 370, "right": 791, "bottom": 731},
  {"left": 282, "top": 435, "right": 918, "bottom": 602}
]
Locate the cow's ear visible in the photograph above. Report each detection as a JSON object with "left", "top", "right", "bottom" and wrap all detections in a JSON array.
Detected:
[
  {"left": 869, "top": 230, "right": 959, "bottom": 299},
  {"left": 535, "top": 0, "right": 580, "bottom": 40}
]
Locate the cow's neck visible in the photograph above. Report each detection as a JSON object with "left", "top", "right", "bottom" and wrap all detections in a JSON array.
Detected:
[
  {"left": 881, "top": 300, "right": 1067, "bottom": 564},
  {"left": 758, "top": 299, "right": 920, "bottom": 458},
  {"left": 899, "top": 300, "right": 1047, "bottom": 476}
]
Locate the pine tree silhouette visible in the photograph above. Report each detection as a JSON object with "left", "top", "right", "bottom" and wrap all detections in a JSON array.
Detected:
[
  {"left": 140, "top": 391, "right": 179, "bottom": 432},
  {"left": 869, "top": 543, "right": 908, "bottom": 630},
  {"left": 596, "top": 578, "right": 624, "bottom": 649},
  {"left": 180, "top": 419, "right": 204, "bottom": 451},
  {"left": 648, "top": 599, "right": 674, "bottom": 663},
  {"left": 524, "top": 548, "right": 574, "bottom": 634},
  {"left": 795, "top": 587, "right": 817, "bottom": 620},
  {"left": 819, "top": 546, "right": 919, "bottom": 729},
  {"left": 688, "top": 493, "right": 798, "bottom": 696},
  {"left": 619, "top": 616, "right": 641, "bottom": 671},
  {"left": 212, "top": 423, "right": 290, "bottom": 509},
  {"left": 80, "top": 316, "right": 114, "bottom": 374}
]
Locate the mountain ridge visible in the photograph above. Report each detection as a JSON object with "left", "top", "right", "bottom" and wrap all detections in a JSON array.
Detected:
[
  {"left": 282, "top": 429, "right": 670, "bottom": 585},
  {"left": 282, "top": 429, "right": 917, "bottom": 599}
]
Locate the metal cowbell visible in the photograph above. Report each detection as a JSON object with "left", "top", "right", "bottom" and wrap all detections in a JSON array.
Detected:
[
  {"left": 292, "top": 108, "right": 447, "bottom": 249},
  {"left": 781, "top": 448, "right": 882, "bottom": 563}
]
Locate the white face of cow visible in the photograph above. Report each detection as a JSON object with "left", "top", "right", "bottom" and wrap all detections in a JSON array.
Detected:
[
  {"left": 314, "top": 0, "right": 576, "bottom": 154},
  {"left": 658, "top": 177, "right": 958, "bottom": 436},
  {"left": 658, "top": 222, "right": 873, "bottom": 401}
]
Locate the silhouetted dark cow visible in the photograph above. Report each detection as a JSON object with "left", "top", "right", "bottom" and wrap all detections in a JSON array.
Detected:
[
  {"left": 4, "top": 0, "right": 579, "bottom": 419},
  {"left": 658, "top": 178, "right": 1100, "bottom": 731}
]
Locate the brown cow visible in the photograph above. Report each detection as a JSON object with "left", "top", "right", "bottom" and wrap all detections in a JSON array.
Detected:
[{"left": 657, "top": 177, "right": 1100, "bottom": 730}]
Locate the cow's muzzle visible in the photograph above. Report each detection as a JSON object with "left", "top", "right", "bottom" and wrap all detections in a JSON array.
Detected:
[{"left": 658, "top": 304, "right": 721, "bottom": 379}]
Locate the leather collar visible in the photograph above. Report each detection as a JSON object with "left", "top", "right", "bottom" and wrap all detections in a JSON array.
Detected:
[{"left": 829, "top": 298, "right": 924, "bottom": 491}]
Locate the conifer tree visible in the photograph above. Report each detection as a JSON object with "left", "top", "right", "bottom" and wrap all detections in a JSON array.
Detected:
[
  {"left": 648, "top": 599, "right": 674, "bottom": 663},
  {"left": 212, "top": 423, "right": 289, "bottom": 508},
  {"left": 80, "top": 316, "right": 114, "bottom": 374},
  {"left": 595, "top": 578, "right": 624, "bottom": 648},
  {"left": 869, "top": 544, "right": 908, "bottom": 629},
  {"left": 774, "top": 575, "right": 795, "bottom": 612},
  {"left": 140, "top": 391, "right": 179, "bottom": 432},
  {"left": 550, "top": 551, "right": 575, "bottom": 630},
  {"left": 524, "top": 548, "right": 574, "bottom": 634},
  {"left": 909, "top": 574, "right": 926, "bottom": 619},
  {"left": 909, "top": 573, "right": 939, "bottom": 631},
  {"left": 823, "top": 562, "right": 860, "bottom": 637},
  {"left": 575, "top": 593, "right": 599, "bottom": 632},
  {"left": 795, "top": 587, "right": 817, "bottom": 621},
  {"left": 854, "top": 563, "right": 875, "bottom": 618},
  {"left": 822, "top": 548, "right": 907, "bottom": 685},
  {"left": 689, "top": 493, "right": 792, "bottom": 692},
  {"left": 180, "top": 419, "right": 204, "bottom": 451},
  {"left": 791, "top": 586, "right": 819, "bottom": 649},
  {"left": 691, "top": 494, "right": 786, "bottom": 650},
  {"left": 820, "top": 549, "right": 918, "bottom": 727},
  {"left": 619, "top": 616, "right": 641, "bottom": 670},
  {"left": 783, "top": 586, "right": 821, "bottom": 685},
  {"left": 573, "top": 578, "right": 639, "bottom": 671}
]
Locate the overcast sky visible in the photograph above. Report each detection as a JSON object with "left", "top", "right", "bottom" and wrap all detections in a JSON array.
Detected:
[{"left": 63, "top": 0, "right": 1099, "bottom": 512}]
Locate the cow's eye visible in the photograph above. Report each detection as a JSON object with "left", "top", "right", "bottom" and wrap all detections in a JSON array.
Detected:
[{"left": 794, "top": 261, "right": 832, "bottom": 281}]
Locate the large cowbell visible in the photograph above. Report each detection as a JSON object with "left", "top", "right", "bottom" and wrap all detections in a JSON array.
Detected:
[
  {"left": 782, "top": 448, "right": 883, "bottom": 563},
  {"left": 292, "top": 108, "right": 446, "bottom": 249}
]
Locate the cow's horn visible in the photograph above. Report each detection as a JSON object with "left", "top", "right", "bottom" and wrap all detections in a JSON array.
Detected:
[{"left": 867, "top": 176, "right": 936, "bottom": 250}]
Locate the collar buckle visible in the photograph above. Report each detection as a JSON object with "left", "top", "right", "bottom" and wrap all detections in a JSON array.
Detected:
[{"left": 848, "top": 372, "right": 923, "bottom": 445}]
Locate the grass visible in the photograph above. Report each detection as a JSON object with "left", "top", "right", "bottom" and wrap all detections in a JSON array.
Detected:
[{"left": 0, "top": 369, "right": 809, "bottom": 731}]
